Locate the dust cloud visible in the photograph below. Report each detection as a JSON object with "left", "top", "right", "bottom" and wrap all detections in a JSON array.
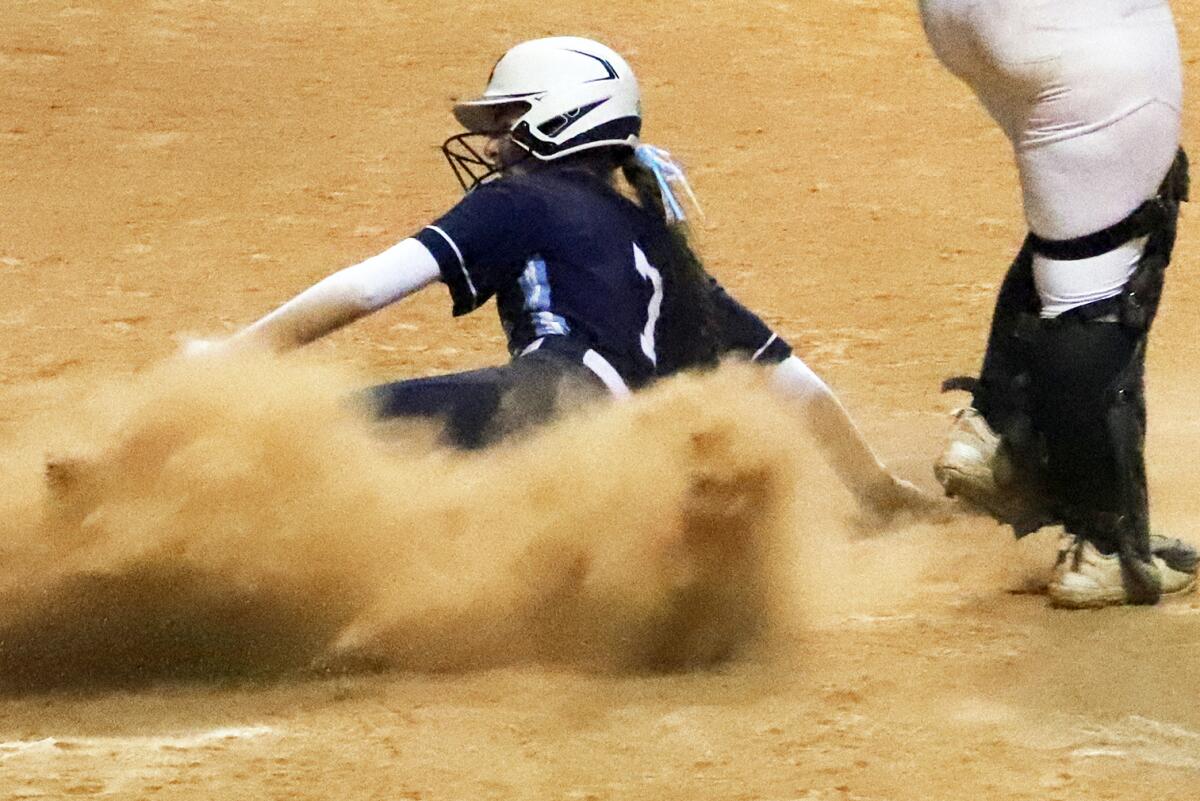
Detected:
[{"left": 0, "top": 353, "right": 809, "bottom": 693}]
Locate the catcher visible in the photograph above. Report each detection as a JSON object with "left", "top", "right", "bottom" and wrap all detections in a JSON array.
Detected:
[
  {"left": 186, "top": 36, "right": 940, "bottom": 522},
  {"left": 920, "top": 0, "right": 1197, "bottom": 606}
]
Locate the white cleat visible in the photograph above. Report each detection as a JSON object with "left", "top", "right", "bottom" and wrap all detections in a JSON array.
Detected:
[
  {"left": 1048, "top": 533, "right": 1197, "bottom": 609},
  {"left": 933, "top": 406, "right": 1051, "bottom": 532},
  {"left": 934, "top": 407, "right": 1001, "bottom": 499}
]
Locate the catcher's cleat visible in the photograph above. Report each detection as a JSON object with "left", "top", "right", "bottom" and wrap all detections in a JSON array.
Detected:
[
  {"left": 933, "top": 407, "right": 1052, "bottom": 533},
  {"left": 934, "top": 407, "right": 1002, "bottom": 502},
  {"left": 1048, "top": 533, "right": 1197, "bottom": 609}
]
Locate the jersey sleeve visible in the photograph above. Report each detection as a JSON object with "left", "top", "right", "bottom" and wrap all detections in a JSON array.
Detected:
[
  {"left": 414, "top": 180, "right": 546, "bottom": 316},
  {"left": 709, "top": 278, "right": 793, "bottom": 364}
]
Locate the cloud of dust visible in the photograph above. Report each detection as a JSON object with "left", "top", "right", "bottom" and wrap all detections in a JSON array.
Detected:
[
  {"left": 0, "top": 354, "right": 810, "bottom": 693},
  {"left": 787, "top": 499, "right": 1059, "bottom": 628},
  {"left": 777, "top": 403, "right": 1063, "bottom": 631}
]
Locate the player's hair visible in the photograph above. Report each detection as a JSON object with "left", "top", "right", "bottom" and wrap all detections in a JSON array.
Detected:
[
  {"left": 617, "top": 156, "right": 721, "bottom": 372},
  {"left": 531, "top": 146, "right": 721, "bottom": 372}
]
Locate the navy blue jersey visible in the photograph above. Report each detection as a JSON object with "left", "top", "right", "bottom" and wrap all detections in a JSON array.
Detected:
[
  {"left": 706, "top": 278, "right": 793, "bottom": 365},
  {"left": 414, "top": 168, "right": 790, "bottom": 387}
]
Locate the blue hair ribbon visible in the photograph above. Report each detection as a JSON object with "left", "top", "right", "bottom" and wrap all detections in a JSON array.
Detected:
[{"left": 634, "top": 144, "right": 704, "bottom": 225}]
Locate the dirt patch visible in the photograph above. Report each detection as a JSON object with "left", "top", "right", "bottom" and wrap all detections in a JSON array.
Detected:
[{"left": 3, "top": 1, "right": 1200, "bottom": 799}]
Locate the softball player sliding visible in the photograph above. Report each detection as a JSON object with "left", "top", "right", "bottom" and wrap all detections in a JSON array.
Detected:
[
  {"left": 921, "top": 0, "right": 1197, "bottom": 606},
  {"left": 188, "top": 37, "right": 938, "bottom": 521}
]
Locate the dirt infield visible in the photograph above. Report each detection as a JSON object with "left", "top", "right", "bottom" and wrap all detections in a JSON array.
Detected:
[{"left": 3, "top": 1, "right": 1200, "bottom": 799}]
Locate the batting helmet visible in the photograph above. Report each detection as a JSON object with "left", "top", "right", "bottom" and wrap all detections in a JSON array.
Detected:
[{"left": 443, "top": 37, "right": 642, "bottom": 189}]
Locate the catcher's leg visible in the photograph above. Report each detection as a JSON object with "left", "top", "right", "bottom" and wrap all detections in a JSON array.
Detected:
[
  {"left": 1031, "top": 313, "right": 1194, "bottom": 606},
  {"left": 936, "top": 241, "right": 1053, "bottom": 533},
  {"left": 938, "top": 149, "right": 1191, "bottom": 540},
  {"left": 1041, "top": 151, "right": 1191, "bottom": 606}
]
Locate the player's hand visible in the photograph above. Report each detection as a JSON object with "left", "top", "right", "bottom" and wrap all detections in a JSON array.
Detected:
[{"left": 860, "top": 474, "right": 957, "bottom": 528}]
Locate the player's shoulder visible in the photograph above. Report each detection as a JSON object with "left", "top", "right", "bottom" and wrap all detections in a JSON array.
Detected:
[
  {"left": 456, "top": 169, "right": 598, "bottom": 213},
  {"left": 493, "top": 167, "right": 603, "bottom": 200},
  {"left": 506, "top": 165, "right": 642, "bottom": 204},
  {"left": 448, "top": 167, "right": 649, "bottom": 237},
  {"left": 439, "top": 172, "right": 557, "bottom": 228}
]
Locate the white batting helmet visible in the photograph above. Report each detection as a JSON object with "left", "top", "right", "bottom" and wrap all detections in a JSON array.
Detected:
[{"left": 454, "top": 36, "right": 642, "bottom": 160}]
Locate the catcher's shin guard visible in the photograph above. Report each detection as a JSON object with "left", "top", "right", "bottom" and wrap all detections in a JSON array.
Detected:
[
  {"left": 937, "top": 241, "right": 1053, "bottom": 534},
  {"left": 1022, "top": 312, "right": 1163, "bottom": 602},
  {"left": 969, "top": 239, "right": 1039, "bottom": 436},
  {"left": 1049, "top": 148, "right": 1188, "bottom": 601}
]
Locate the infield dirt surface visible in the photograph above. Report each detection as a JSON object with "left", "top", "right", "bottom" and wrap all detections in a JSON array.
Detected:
[{"left": 3, "top": 1, "right": 1200, "bottom": 799}]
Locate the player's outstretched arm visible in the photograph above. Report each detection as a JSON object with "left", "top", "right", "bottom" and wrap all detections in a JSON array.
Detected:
[
  {"left": 190, "top": 238, "right": 441, "bottom": 354},
  {"left": 768, "top": 355, "right": 949, "bottom": 523}
]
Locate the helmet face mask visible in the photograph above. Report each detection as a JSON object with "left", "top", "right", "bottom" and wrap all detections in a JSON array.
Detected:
[
  {"left": 442, "top": 37, "right": 641, "bottom": 191},
  {"left": 441, "top": 132, "right": 502, "bottom": 192},
  {"left": 441, "top": 100, "right": 533, "bottom": 192}
]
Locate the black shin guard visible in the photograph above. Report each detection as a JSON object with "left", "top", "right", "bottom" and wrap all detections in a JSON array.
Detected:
[
  {"left": 1028, "top": 317, "right": 1159, "bottom": 600},
  {"left": 962, "top": 239, "right": 1039, "bottom": 436},
  {"left": 940, "top": 240, "right": 1051, "bottom": 535},
  {"left": 1106, "top": 352, "right": 1161, "bottom": 604}
]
